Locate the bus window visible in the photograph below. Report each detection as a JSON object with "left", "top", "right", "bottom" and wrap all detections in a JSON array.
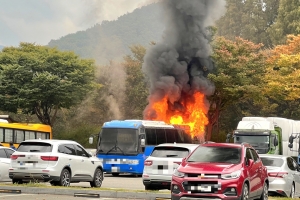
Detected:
[
  {"left": 14, "top": 130, "right": 24, "bottom": 143},
  {"left": 37, "top": 132, "right": 48, "bottom": 139},
  {"left": 25, "top": 131, "right": 36, "bottom": 140},
  {"left": 165, "top": 129, "right": 176, "bottom": 143},
  {"left": 4, "top": 129, "right": 13, "bottom": 142},
  {"left": 0, "top": 128, "right": 3, "bottom": 142},
  {"left": 156, "top": 128, "right": 166, "bottom": 144},
  {"left": 145, "top": 128, "right": 156, "bottom": 145}
]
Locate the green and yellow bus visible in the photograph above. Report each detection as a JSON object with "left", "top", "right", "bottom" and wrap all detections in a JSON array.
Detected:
[{"left": 0, "top": 116, "right": 52, "bottom": 148}]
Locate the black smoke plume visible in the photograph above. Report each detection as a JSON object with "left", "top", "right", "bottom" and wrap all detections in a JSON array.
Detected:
[{"left": 142, "top": 0, "right": 226, "bottom": 120}]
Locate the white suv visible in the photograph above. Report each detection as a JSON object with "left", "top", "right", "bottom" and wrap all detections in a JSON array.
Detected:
[
  {"left": 142, "top": 143, "right": 198, "bottom": 190},
  {"left": 9, "top": 139, "right": 103, "bottom": 187}
]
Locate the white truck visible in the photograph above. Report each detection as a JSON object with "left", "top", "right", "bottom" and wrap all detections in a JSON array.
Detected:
[{"left": 227, "top": 117, "right": 300, "bottom": 164}]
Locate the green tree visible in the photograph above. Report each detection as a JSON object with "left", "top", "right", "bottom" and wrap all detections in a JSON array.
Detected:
[
  {"left": 216, "top": 0, "right": 279, "bottom": 48},
  {"left": 0, "top": 43, "right": 95, "bottom": 126},
  {"left": 123, "top": 45, "right": 149, "bottom": 119},
  {"left": 207, "top": 36, "right": 266, "bottom": 140},
  {"left": 267, "top": 0, "right": 300, "bottom": 45}
]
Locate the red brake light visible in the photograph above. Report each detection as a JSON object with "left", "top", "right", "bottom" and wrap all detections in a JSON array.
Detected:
[
  {"left": 41, "top": 156, "right": 59, "bottom": 161},
  {"left": 144, "top": 160, "right": 152, "bottom": 166},
  {"left": 11, "top": 155, "right": 25, "bottom": 160},
  {"left": 268, "top": 172, "right": 288, "bottom": 178}
]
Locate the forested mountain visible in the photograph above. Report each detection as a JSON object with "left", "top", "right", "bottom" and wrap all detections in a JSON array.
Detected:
[{"left": 48, "top": 3, "right": 164, "bottom": 65}]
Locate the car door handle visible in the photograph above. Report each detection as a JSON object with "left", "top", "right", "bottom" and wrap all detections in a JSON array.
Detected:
[
  {"left": 81, "top": 159, "right": 84, "bottom": 162},
  {"left": 69, "top": 159, "right": 72, "bottom": 160}
]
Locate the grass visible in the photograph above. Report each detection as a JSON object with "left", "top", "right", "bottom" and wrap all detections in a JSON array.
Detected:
[
  {"left": 0, "top": 182, "right": 294, "bottom": 198},
  {"left": 0, "top": 182, "right": 170, "bottom": 193}
]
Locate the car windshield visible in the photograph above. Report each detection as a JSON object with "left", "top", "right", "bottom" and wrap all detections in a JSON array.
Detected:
[
  {"left": 187, "top": 146, "right": 241, "bottom": 164},
  {"left": 260, "top": 157, "right": 284, "bottom": 167},
  {"left": 151, "top": 147, "right": 189, "bottom": 158},
  {"left": 17, "top": 142, "right": 52, "bottom": 152}
]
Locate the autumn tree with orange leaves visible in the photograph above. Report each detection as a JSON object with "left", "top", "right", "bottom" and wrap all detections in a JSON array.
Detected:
[
  {"left": 263, "top": 35, "right": 300, "bottom": 118},
  {"left": 207, "top": 37, "right": 266, "bottom": 141}
]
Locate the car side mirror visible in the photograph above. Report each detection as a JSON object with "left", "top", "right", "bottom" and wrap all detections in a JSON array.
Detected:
[
  {"left": 89, "top": 137, "right": 93, "bottom": 144},
  {"left": 141, "top": 139, "right": 145, "bottom": 147}
]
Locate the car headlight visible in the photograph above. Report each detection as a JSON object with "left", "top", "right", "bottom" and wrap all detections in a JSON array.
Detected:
[
  {"left": 127, "top": 160, "right": 139, "bottom": 165},
  {"left": 221, "top": 169, "right": 242, "bottom": 179},
  {"left": 173, "top": 168, "right": 185, "bottom": 178}
]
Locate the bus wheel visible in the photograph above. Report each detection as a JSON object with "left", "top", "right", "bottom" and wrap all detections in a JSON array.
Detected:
[{"left": 112, "top": 173, "right": 119, "bottom": 176}]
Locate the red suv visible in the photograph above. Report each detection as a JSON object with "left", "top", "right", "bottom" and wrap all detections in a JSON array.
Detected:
[{"left": 171, "top": 142, "right": 268, "bottom": 200}]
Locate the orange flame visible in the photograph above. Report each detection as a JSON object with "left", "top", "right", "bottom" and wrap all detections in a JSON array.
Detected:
[{"left": 146, "top": 92, "right": 209, "bottom": 139}]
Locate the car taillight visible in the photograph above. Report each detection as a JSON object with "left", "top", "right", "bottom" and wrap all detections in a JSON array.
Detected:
[
  {"left": 10, "top": 155, "right": 25, "bottom": 160},
  {"left": 268, "top": 172, "right": 288, "bottom": 178},
  {"left": 144, "top": 160, "right": 152, "bottom": 166},
  {"left": 41, "top": 156, "right": 59, "bottom": 161}
]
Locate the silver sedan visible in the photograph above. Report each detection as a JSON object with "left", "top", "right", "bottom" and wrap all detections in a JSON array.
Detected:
[{"left": 260, "top": 154, "right": 300, "bottom": 198}]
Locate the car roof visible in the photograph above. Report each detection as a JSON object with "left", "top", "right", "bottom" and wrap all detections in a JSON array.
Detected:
[
  {"left": 200, "top": 142, "right": 250, "bottom": 148},
  {"left": 155, "top": 143, "right": 199, "bottom": 148},
  {"left": 0, "top": 146, "right": 15, "bottom": 150},
  {"left": 20, "top": 139, "right": 79, "bottom": 144}
]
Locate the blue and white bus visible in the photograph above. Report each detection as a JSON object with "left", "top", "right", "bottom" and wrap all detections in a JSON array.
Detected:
[{"left": 89, "top": 120, "right": 194, "bottom": 176}]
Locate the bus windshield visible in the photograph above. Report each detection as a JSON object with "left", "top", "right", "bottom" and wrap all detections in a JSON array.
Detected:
[{"left": 98, "top": 128, "right": 138, "bottom": 155}]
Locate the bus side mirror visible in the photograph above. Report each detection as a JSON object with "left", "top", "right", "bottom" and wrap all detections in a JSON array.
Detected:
[
  {"left": 226, "top": 133, "right": 231, "bottom": 143},
  {"left": 274, "top": 137, "right": 278, "bottom": 147},
  {"left": 89, "top": 137, "right": 94, "bottom": 144},
  {"left": 141, "top": 139, "right": 145, "bottom": 147},
  {"left": 288, "top": 135, "right": 295, "bottom": 148}
]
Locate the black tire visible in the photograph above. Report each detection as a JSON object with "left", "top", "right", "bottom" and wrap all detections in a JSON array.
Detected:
[
  {"left": 290, "top": 183, "right": 295, "bottom": 198},
  {"left": 58, "top": 168, "right": 71, "bottom": 187},
  {"left": 241, "top": 183, "right": 249, "bottom": 200},
  {"left": 112, "top": 173, "right": 119, "bottom": 176},
  {"left": 90, "top": 168, "right": 103, "bottom": 188},
  {"left": 12, "top": 179, "right": 23, "bottom": 184},
  {"left": 50, "top": 181, "right": 59, "bottom": 186},
  {"left": 259, "top": 182, "right": 268, "bottom": 200},
  {"left": 145, "top": 185, "right": 156, "bottom": 190}
]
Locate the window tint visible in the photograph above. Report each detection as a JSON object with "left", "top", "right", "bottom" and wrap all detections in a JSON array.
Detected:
[
  {"left": 145, "top": 128, "right": 156, "bottom": 145},
  {"left": 0, "top": 149, "right": 7, "bottom": 158},
  {"left": 260, "top": 157, "right": 283, "bottom": 167},
  {"left": 5, "top": 149, "right": 14, "bottom": 157},
  {"left": 25, "top": 131, "right": 36, "bottom": 140},
  {"left": 17, "top": 142, "right": 52, "bottom": 152},
  {"left": 250, "top": 149, "right": 259, "bottom": 161},
  {"left": 4, "top": 129, "right": 13, "bottom": 142},
  {"left": 0, "top": 128, "right": 3, "bottom": 142},
  {"left": 64, "top": 144, "right": 76, "bottom": 155},
  {"left": 14, "top": 130, "right": 24, "bottom": 143},
  {"left": 165, "top": 129, "right": 177, "bottom": 143},
  {"left": 287, "top": 157, "right": 296, "bottom": 171},
  {"left": 156, "top": 129, "right": 166, "bottom": 144},
  {"left": 246, "top": 148, "right": 253, "bottom": 160},
  {"left": 188, "top": 146, "right": 241, "bottom": 164},
  {"left": 75, "top": 145, "right": 89, "bottom": 157},
  {"left": 151, "top": 147, "right": 189, "bottom": 158}
]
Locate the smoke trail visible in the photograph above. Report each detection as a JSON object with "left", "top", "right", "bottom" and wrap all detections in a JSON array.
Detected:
[{"left": 142, "top": 0, "right": 226, "bottom": 120}]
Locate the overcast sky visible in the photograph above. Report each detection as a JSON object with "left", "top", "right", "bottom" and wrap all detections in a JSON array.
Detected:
[{"left": 0, "top": 0, "right": 157, "bottom": 47}]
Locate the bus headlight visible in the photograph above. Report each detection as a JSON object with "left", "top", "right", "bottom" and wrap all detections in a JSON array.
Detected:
[{"left": 127, "top": 160, "right": 139, "bottom": 165}]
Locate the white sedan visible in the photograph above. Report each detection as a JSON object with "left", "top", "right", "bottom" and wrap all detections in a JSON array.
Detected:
[{"left": 0, "top": 146, "right": 15, "bottom": 181}]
